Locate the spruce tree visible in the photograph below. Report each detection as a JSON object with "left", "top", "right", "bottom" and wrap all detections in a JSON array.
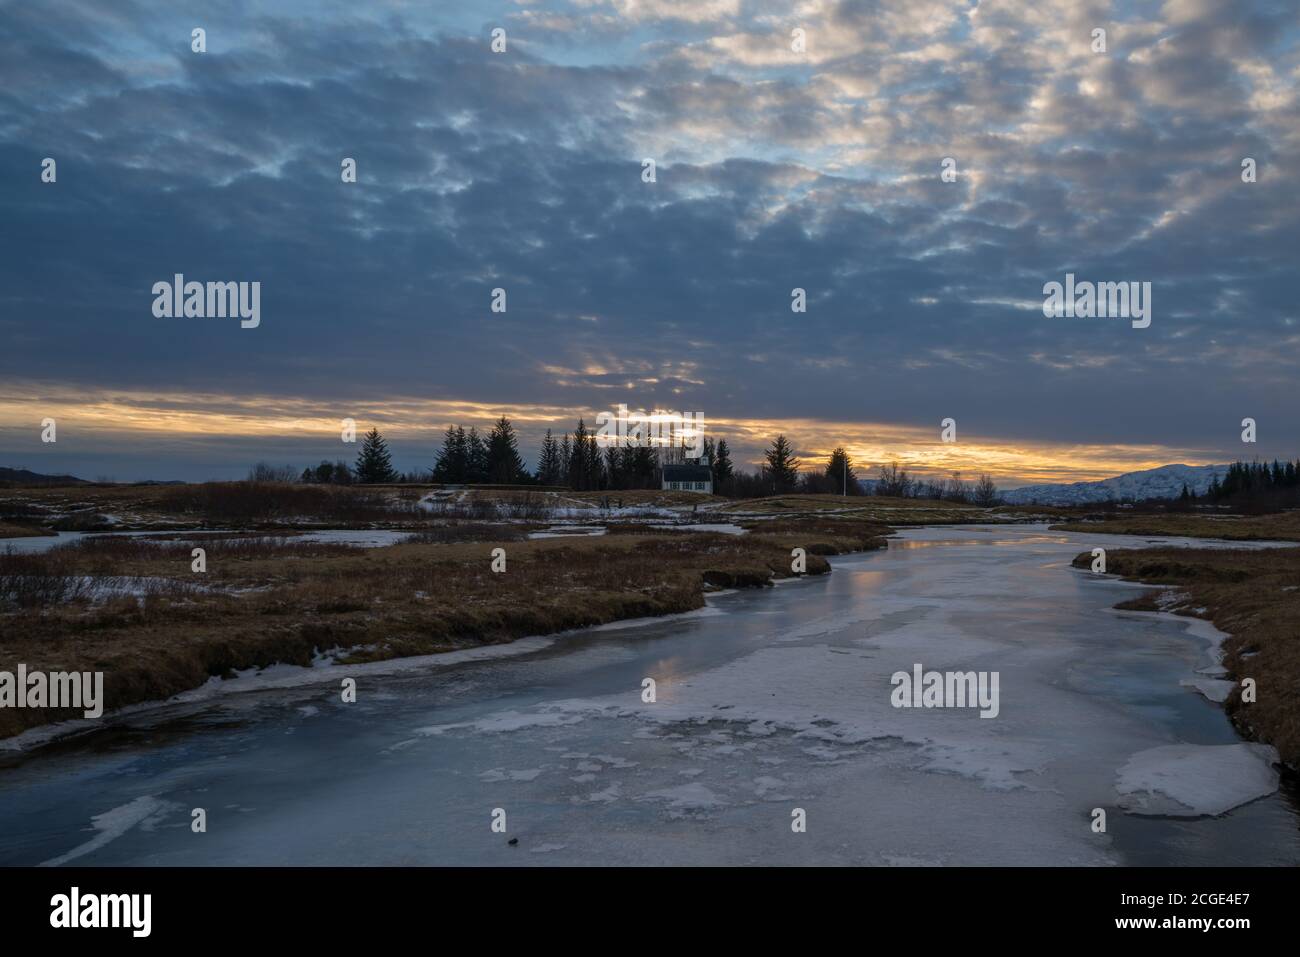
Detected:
[
  {"left": 604, "top": 446, "right": 622, "bottom": 489},
  {"left": 569, "top": 420, "right": 591, "bottom": 490},
  {"left": 712, "top": 439, "right": 734, "bottom": 492},
  {"left": 559, "top": 434, "right": 572, "bottom": 487},
  {"left": 486, "top": 415, "right": 527, "bottom": 484},
  {"left": 586, "top": 433, "right": 602, "bottom": 489},
  {"left": 535, "top": 429, "right": 562, "bottom": 485},
  {"left": 630, "top": 445, "right": 658, "bottom": 489},
  {"left": 432, "top": 426, "right": 468, "bottom": 483},
  {"left": 763, "top": 435, "right": 801, "bottom": 494},
  {"left": 354, "top": 428, "right": 397, "bottom": 483},
  {"left": 825, "top": 447, "right": 857, "bottom": 494},
  {"left": 617, "top": 447, "right": 636, "bottom": 489},
  {"left": 466, "top": 428, "right": 489, "bottom": 483}
]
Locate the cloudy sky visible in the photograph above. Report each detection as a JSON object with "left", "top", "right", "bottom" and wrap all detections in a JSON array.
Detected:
[{"left": 1, "top": 0, "right": 1297, "bottom": 485}]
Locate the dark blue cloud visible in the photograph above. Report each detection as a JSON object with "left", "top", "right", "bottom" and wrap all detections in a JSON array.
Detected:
[{"left": 1, "top": 0, "right": 1298, "bottom": 480}]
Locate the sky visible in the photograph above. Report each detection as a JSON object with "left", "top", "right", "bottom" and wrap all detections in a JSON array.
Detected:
[{"left": 1, "top": 0, "right": 1297, "bottom": 486}]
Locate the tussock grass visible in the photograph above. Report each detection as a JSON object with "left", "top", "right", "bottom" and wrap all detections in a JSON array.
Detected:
[
  {"left": 1073, "top": 546, "right": 1300, "bottom": 765},
  {"left": 159, "top": 482, "right": 410, "bottom": 525},
  {"left": 53, "top": 533, "right": 361, "bottom": 570},
  {"left": 716, "top": 496, "right": 991, "bottom": 527},
  {"left": 0, "top": 547, "right": 204, "bottom": 610},
  {"left": 401, "top": 524, "right": 531, "bottom": 544}
]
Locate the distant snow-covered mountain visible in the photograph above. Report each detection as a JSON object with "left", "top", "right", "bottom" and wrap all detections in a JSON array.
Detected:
[{"left": 1001, "top": 464, "right": 1228, "bottom": 506}]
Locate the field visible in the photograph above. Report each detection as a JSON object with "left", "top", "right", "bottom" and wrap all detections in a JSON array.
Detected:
[
  {"left": 0, "top": 482, "right": 1046, "bottom": 532},
  {"left": 0, "top": 514, "right": 890, "bottom": 739}
]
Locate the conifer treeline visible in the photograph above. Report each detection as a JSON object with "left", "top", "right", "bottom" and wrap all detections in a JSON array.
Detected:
[
  {"left": 430, "top": 416, "right": 530, "bottom": 485},
  {"left": 1199, "top": 459, "right": 1300, "bottom": 508},
  {"left": 287, "top": 420, "right": 886, "bottom": 498},
  {"left": 432, "top": 417, "right": 739, "bottom": 492}
]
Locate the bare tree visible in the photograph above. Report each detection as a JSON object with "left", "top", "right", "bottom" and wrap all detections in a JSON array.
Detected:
[
  {"left": 876, "top": 461, "right": 912, "bottom": 498},
  {"left": 945, "top": 471, "right": 969, "bottom": 503},
  {"left": 247, "top": 462, "right": 298, "bottom": 483},
  {"left": 973, "top": 473, "right": 999, "bottom": 507}
]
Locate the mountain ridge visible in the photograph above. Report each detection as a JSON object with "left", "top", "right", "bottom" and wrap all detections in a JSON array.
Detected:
[{"left": 1001, "top": 463, "right": 1228, "bottom": 505}]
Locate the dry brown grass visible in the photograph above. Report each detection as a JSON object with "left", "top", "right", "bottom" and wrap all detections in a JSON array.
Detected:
[
  {"left": 549, "top": 489, "right": 717, "bottom": 507},
  {"left": 715, "top": 495, "right": 994, "bottom": 527},
  {"left": 0, "top": 521, "right": 889, "bottom": 739},
  {"left": 0, "top": 522, "right": 52, "bottom": 539},
  {"left": 1053, "top": 511, "right": 1300, "bottom": 542},
  {"left": 1072, "top": 546, "right": 1300, "bottom": 765}
]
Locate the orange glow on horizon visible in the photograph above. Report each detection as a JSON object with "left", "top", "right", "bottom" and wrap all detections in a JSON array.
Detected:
[{"left": 0, "top": 381, "right": 1226, "bottom": 486}]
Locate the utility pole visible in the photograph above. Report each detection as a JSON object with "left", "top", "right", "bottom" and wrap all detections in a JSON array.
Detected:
[{"left": 843, "top": 451, "right": 847, "bottom": 497}]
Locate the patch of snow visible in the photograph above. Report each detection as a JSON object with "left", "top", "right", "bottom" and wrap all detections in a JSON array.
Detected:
[
  {"left": 527, "top": 526, "right": 607, "bottom": 539},
  {"left": 647, "top": 523, "right": 747, "bottom": 535}
]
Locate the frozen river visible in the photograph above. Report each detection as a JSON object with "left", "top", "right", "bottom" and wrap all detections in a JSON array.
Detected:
[{"left": 1, "top": 524, "right": 1297, "bottom": 866}]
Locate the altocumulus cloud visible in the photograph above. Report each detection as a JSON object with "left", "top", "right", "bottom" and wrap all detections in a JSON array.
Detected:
[{"left": 0, "top": 0, "right": 1297, "bottom": 480}]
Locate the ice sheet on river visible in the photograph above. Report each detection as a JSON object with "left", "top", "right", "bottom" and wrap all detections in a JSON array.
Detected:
[{"left": 1116, "top": 743, "right": 1279, "bottom": 817}]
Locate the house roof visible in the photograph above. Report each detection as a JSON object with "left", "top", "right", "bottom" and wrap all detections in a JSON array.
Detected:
[{"left": 662, "top": 464, "right": 713, "bottom": 482}]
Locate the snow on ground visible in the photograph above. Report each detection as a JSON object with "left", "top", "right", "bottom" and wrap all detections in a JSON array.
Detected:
[
  {"left": 0, "top": 574, "right": 209, "bottom": 603},
  {"left": 528, "top": 526, "right": 607, "bottom": 539},
  {"left": 647, "top": 523, "right": 747, "bottom": 535},
  {"left": 0, "top": 528, "right": 414, "bottom": 553},
  {"left": 1116, "top": 744, "right": 1280, "bottom": 816}
]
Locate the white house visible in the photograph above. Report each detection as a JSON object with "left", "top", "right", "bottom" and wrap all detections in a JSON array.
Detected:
[{"left": 662, "top": 463, "right": 713, "bottom": 494}]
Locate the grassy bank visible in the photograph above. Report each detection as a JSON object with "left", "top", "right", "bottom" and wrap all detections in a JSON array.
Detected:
[
  {"left": 1072, "top": 546, "right": 1300, "bottom": 766},
  {"left": 1053, "top": 511, "right": 1300, "bottom": 541},
  {"left": 0, "top": 522, "right": 54, "bottom": 539},
  {"left": 0, "top": 520, "right": 889, "bottom": 740}
]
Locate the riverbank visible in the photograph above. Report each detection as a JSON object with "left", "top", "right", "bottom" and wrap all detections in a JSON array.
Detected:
[
  {"left": 0, "top": 519, "right": 889, "bottom": 740},
  {"left": 1072, "top": 545, "right": 1300, "bottom": 766},
  {"left": 0, "top": 523, "right": 54, "bottom": 539},
  {"left": 1054, "top": 511, "right": 1300, "bottom": 542}
]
